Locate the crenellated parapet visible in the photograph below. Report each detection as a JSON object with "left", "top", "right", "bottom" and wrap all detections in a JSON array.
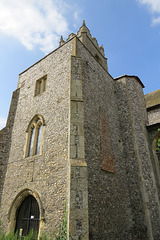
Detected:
[
  {"left": 76, "top": 21, "right": 102, "bottom": 53},
  {"left": 99, "top": 45, "right": 105, "bottom": 56},
  {"left": 77, "top": 20, "right": 92, "bottom": 40},
  {"left": 77, "top": 20, "right": 108, "bottom": 70},
  {"left": 59, "top": 20, "right": 108, "bottom": 71},
  {"left": 67, "top": 33, "right": 76, "bottom": 41}
]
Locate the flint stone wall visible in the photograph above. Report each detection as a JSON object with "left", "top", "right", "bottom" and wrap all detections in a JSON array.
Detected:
[
  {"left": 77, "top": 39, "right": 134, "bottom": 240},
  {"left": 115, "top": 76, "right": 160, "bottom": 240},
  {"left": 0, "top": 40, "right": 73, "bottom": 235},
  {"left": 0, "top": 89, "right": 20, "bottom": 208},
  {"left": 147, "top": 106, "right": 160, "bottom": 125}
]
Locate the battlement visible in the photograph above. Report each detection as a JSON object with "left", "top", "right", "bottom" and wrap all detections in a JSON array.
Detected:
[
  {"left": 59, "top": 20, "right": 108, "bottom": 71},
  {"left": 77, "top": 21, "right": 105, "bottom": 56}
]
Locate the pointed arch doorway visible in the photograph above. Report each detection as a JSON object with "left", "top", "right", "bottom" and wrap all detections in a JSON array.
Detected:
[{"left": 15, "top": 195, "right": 40, "bottom": 236}]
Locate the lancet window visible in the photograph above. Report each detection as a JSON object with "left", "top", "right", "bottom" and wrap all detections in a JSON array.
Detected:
[{"left": 25, "top": 115, "right": 44, "bottom": 157}]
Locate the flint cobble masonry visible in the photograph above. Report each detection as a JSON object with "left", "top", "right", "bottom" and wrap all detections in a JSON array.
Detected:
[{"left": 0, "top": 21, "right": 160, "bottom": 240}]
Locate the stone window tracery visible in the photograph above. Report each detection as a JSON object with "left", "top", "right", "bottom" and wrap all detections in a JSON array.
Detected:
[{"left": 25, "top": 115, "right": 45, "bottom": 157}]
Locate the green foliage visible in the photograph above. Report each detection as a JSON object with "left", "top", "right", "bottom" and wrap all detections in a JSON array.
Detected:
[
  {"left": 156, "top": 128, "right": 160, "bottom": 152},
  {"left": 0, "top": 228, "right": 37, "bottom": 240},
  {"left": 22, "top": 229, "right": 38, "bottom": 240},
  {"left": 0, "top": 220, "right": 38, "bottom": 240},
  {"left": 39, "top": 233, "right": 49, "bottom": 240}
]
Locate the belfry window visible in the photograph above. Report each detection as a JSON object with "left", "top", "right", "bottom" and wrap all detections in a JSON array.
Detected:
[
  {"left": 25, "top": 115, "right": 45, "bottom": 157},
  {"left": 35, "top": 75, "right": 47, "bottom": 96}
]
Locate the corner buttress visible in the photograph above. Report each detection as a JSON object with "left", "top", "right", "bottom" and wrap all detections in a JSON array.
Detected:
[{"left": 68, "top": 37, "right": 89, "bottom": 240}]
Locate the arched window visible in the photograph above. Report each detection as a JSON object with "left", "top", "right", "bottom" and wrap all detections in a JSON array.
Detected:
[
  {"left": 25, "top": 115, "right": 45, "bottom": 157},
  {"left": 15, "top": 195, "right": 40, "bottom": 236}
]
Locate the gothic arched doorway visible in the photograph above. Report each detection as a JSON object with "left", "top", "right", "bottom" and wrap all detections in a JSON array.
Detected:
[{"left": 15, "top": 195, "right": 40, "bottom": 236}]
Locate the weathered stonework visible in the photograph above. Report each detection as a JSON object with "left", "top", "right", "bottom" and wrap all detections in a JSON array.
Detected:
[
  {"left": 1, "top": 21, "right": 160, "bottom": 240},
  {"left": 0, "top": 39, "right": 73, "bottom": 237},
  {"left": 0, "top": 89, "right": 20, "bottom": 207},
  {"left": 68, "top": 40, "right": 89, "bottom": 239}
]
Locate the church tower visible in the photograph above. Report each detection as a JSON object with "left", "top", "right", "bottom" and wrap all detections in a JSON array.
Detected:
[{"left": 1, "top": 21, "right": 160, "bottom": 240}]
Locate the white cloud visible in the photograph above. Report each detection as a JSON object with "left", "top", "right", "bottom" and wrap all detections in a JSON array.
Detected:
[
  {"left": 152, "top": 16, "right": 160, "bottom": 25},
  {"left": 0, "top": 117, "right": 6, "bottom": 130},
  {"left": 138, "top": 0, "right": 160, "bottom": 13},
  {"left": 137, "top": 0, "right": 160, "bottom": 25},
  {"left": 73, "top": 11, "right": 80, "bottom": 27},
  {"left": 0, "top": 0, "right": 76, "bottom": 54}
]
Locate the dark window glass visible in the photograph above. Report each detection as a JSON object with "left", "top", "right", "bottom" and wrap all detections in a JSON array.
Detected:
[
  {"left": 36, "top": 124, "right": 42, "bottom": 155},
  {"left": 44, "top": 78, "right": 47, "bottom": 91},
  {"left": 28, "top": 127, "right": 35, "bottom": 156}
]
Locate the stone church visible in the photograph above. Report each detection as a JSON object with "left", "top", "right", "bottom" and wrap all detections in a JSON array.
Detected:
[{"left": 0, "top": 21, "right": 160, "bottom": 240}]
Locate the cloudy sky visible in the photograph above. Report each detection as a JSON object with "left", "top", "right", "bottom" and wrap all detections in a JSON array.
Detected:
[{"left": 0, "top": 0, "right": 160, "bottom": 129}]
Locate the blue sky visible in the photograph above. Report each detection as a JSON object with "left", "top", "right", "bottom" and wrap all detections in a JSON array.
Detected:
[{"left": 0, "top": 0, "right": 160, "bottom": 129}]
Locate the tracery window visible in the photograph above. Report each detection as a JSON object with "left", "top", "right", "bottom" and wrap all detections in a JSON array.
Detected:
[{"left": 25, "top": 115, "right": 44, "bottom": 157}]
